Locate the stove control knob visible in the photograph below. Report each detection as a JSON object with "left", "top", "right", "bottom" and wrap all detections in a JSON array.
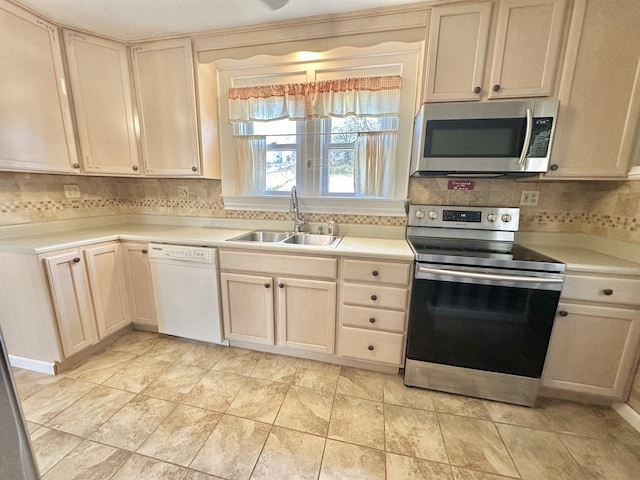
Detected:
[
  {"left": 502, "top": 214, "right": 513, "bottom": 223},
  {"left": 415, "top": 210, "right": 425, "bottom": 219},
  {"left": 428, "top": 210, "right": 438, "bottom": 220},
  {"left": 487, "top": 213, "right": 497, "bottom": 222}
]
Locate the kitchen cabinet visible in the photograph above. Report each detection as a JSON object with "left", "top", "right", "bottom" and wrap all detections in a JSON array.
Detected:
[
  {"left": 338, "top": 258, "right": 411, "bottom": 366},
  {"left": 542, "top": 272, "right": 640, "bottom": 400},
  {"left": 42, "top": 248, "right": 97, "bottom": 357},
  {"left": 121, "top": 242, "right": 157, "bottom": 329},
  {"left": 219, "top": 250, "right": 337, "bottom": 354},
  {"left": 0, "top": 0, "right": 79, "bottom": 174},
  {"left": 544, "top": 0, "right": 640, "bottom": 179},
  {"left": 64, "top": 30, "right": 140, "bottom": 175},
  {"left": 84, "top": 242, "right": 130, "bottom": 338},
  {"left": 131, "top": 38, "right": 201, "bottom": 177},
  {"left": 423, "top": 0, "right": 566, "bottom": 102},
  {"left": 42, "top": 242, "right": 131, "bottom": 358}
]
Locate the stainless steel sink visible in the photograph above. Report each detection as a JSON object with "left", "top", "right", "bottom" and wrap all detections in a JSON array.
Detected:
[
  {"left": 282, "top": 233, "right": 341, "bottom": 247},
  {"left": 226, "top": 230, "right": 342, "bottom": 248},
  {"left": 227, "top": 231, "right": 292, "bottom": 243}
]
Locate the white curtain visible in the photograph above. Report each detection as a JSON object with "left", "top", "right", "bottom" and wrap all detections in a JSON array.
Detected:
[
  {"left": 228, "top": 75, "right": 402, "bottom": 122},
  {"left": 354, "top": 132, "right": 398, "bottom": 197},
  {"left": 233, "top": 135, "right": 266, "bottom": 194}
]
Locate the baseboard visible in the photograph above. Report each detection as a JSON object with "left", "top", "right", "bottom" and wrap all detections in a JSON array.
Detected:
[
  {"left": 9, "top": 355, "right": 56, "bottom": 375},
  {"left": 613, "top": 402, "right": 640, "bottom": 433}
]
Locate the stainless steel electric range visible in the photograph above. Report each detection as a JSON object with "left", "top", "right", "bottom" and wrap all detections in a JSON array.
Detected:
[{"left": 404, "top": 204, "right": 565, "bottom": 406}]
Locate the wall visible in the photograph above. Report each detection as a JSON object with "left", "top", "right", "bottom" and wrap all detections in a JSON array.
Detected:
[{"left": 2, "top": 173, "right": 639, "bottom": 242}]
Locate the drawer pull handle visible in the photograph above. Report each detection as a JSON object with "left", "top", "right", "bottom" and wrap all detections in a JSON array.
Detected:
[
  {"left": 141, "top": 249, "right": 148, "bottom": 254},
  {"left": 603, "top": 288, "right": 613, "bottom": 296},
  {"left": 264, "top": 283, "right": 271, "bottom": 289},
  {"left": 370, "top": 295, "right": 377, "bottom": 301},
  {"left": 279, "top": 283, "right": 284, "bottom": 288},
  {"left": 72, "top": 257, "right": 81, "bottom": 263},
  {"left": 372, "top": 270, "right": 379, "bottom": 277},
  {"left": 369, "top": 317, "right": 376, "bottom": 323},
  {"left": 368, "top": 345, "right": 374, "bottom": 351},
  {"left": 558, "top": 310, "right": 568, "bottom": 317}
]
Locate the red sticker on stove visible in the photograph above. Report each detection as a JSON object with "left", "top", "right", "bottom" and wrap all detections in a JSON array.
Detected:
[{"left": 448, "top": 180, "right": 475, "bottom": 190}]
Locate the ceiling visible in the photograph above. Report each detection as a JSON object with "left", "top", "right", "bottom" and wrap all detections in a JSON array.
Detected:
[{"left": 15, "top": 0, "right": 422, "bottom": 42}]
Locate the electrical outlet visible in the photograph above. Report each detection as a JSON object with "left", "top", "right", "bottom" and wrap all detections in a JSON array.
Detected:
[
  {"left": 520, "top": 190, "right": 539, "bottom": 207},
  {"left": 178, "top": 186, "right": 189, "bottom": 198},
  {"left": 64, "top": 185, "right": 81, "bottom": 199}
]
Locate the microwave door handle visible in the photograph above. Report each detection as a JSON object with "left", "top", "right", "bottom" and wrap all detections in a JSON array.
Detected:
[{"left": 518, "top": 108, "right": 533, "bottom": 166}]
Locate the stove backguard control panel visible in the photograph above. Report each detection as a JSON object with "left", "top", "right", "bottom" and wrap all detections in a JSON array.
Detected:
[{"left": 408, "top": 205, "right": 520, "bottom": 231}]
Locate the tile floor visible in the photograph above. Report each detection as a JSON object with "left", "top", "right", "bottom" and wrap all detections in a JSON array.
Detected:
[{"left": 13, "top": 330, "right": 640, "bottom": 480}]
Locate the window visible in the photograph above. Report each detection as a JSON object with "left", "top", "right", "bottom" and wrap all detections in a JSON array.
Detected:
[{"left": 216, "top": 43, "right": 421, "bottom": 215}]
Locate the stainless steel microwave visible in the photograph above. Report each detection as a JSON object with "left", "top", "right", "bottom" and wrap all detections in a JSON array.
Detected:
[{"left": 410, "top": 100, "right": 559, "bottom": 177}]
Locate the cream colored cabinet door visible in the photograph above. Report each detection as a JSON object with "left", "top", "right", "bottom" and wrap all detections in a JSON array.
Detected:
[
  {"left": 131, "top": 38, "right": 201, "bottom": 176},
  {"left": 424, "top": 2, "right": 492, "bottom": 102},
  {"left": 83, "top": 243, "right": 131, "bottom": 338},
  {"left": 0, "top": 1, "right": 79, "bottom": 173},
  {"left": 220, "top": 272, "right": 274, "bottom": 345},
  {"left": 542, "top": 303, "right": 640, "bottom": 400},
  {"left": 64, "top": 31, "right": 140, "bottom": 175},
  {"left": 544, "top": 0, "right": 640, "bottom": 178},
  {"left": 276, "top": 276, "right": 336, "bottom": 354},
  {"left": 43, "top": 250, "right": 97, "bottom": 357},
  {"left": 121, "top": 242, "right": 156, "bottom": 328},
  {"left": 488, "top": 0, "right": 567, "bottom": 99}
]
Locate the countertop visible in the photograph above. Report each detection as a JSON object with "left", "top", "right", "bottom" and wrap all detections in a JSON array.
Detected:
[{"left": 0, "top": 217, "right": 415, "bottom": 261}]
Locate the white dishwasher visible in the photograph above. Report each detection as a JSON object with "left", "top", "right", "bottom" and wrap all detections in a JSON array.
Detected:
[{"left": 148, "top": 243, "right": 225, "bottom": 344}]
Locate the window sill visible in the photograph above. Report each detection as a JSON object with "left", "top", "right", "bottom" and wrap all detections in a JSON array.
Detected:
[{"left": 223, "top": 195, "right": 408, "bottom": 217}]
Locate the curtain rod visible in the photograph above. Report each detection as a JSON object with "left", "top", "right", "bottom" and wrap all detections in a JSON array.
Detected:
[{"left": 232, "top": 130, "right": 398, "bottom": 137}]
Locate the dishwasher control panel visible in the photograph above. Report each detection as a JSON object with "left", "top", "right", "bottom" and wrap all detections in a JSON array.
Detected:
[{"left": 148, "top": 243, "right": 216, "bottom": 264}]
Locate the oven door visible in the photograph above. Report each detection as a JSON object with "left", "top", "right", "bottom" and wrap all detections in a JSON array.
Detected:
[{"left": 406, "top": 263, "right": 564, "bottom": 378}]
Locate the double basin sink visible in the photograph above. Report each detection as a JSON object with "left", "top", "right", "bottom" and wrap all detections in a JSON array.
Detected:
[{"left": 227, "top": 230, "right": 341, "bottom": 248}]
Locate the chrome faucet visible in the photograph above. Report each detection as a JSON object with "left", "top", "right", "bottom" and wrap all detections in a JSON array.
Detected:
[{"left": 290, "top": 186, "right": 307, "bottom": 233}]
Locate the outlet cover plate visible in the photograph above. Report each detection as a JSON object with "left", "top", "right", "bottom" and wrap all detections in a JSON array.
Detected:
[
  {"left": 520, "top": 190, "right": 539, "bottom": 206},
  {"left": 64, "top": 185, "right": 81, "bottom": 199}
]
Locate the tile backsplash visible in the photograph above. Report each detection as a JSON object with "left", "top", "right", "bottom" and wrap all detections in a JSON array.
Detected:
[{"left": 1, "top": 172, "right": 639, "bottom": 243}]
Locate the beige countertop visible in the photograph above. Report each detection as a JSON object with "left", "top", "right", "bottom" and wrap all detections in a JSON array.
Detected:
[{"left": 0, "top": 216, "right": 414, "bottom": 261}]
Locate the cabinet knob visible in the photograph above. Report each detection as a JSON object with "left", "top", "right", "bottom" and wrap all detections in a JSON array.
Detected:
[
  {"left": 369, "top": 317, "right": 376, "bottom": 323},
  {"left": 550, "top": 164, "right": 559, "bottom": 171},
  {"left": 372, "top": 270, "right": 379, "bottom": 277},
  {"left": 368, "top": 345, "right": 374, "bottom": 351},
  {"left": 191, "top": 166, "right": 197, "bottom": 172},
  {"left": 141, "top": 249, "right": 148, "bottom": 254},
  {"left": 492, "top": 84, "right": 501, "bottom": 92},
  {"left": 132, "top": 165, "right": 139, "bottom": 171},
  {"left": 603, "top": 288, "right": 614, "bottom": 296},
  {"left": 370, "top": 294, "right": 378, "bottom": 301},
  {"left": 264, "top": 283, "right": 270, "bottom": 288},
  {"left": 558, "top": 310, "right": 568, "bottom": 317},
  {"left": 73, "top": 163, "right": 80, "bottom": 169},
  {"left": 72, "top": 257, "right": 80, "bottom": 263},
  {"left": 474, "top": 86, "right": 481, "bottom": 94},
  {"left": 279, "top": 283, "right": 284, "bottom": 288}
]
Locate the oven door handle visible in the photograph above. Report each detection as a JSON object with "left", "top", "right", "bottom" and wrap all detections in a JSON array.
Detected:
[{"left": 417, "top": 265, "right": 564, "bottom": 285}]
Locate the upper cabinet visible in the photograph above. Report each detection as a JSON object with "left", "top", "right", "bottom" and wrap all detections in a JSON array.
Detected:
[
  {"left": 544, "top": 0, "right": 640, "bottom": 179},
  {"left": 0, "top": 0, "right": 79, "bottom": 173},
  {"left": 131, "top": 39, "right": 202, "bottom": 176},
  {"left": 424, "top": 0, "right": 567, "bottom": 102},
  {"left": 424, "top": 2, "right": 492, "bottom": 102},
  {"left": 64, "top": 31, "right": 140, "bottom": 175}
]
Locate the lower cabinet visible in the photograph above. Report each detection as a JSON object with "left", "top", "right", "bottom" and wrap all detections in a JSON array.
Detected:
[
  {"left": 42, "top": 242, "right": 131, "bottom": 358},
  {"left": 121, "top": 242, "right": 157, "bottom": 328},
  {"left": 219, "top": 249, "right": 337, "bottom": 355},
  {"left": 542, "top": 271, "right": 640, "bottom": 401}
]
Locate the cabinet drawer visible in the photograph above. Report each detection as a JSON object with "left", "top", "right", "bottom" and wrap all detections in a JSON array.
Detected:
[
  {"left": 342, "top": 283, "right": 408, "bottom": 310},
  {"left": 341, "top": 305, "right": 405, "bottom": 333},
  {"left": 342, "top": 259, "right": 411, "bottom": 286},
  {"left": 561, "top": 274, "right": 640, "bottom": 306},
  {"left": 340, "top": 326, "right": 404, "bottom": 365},
  {"left": 219, "top": 250, "right": 337, "bottom": 279}
]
